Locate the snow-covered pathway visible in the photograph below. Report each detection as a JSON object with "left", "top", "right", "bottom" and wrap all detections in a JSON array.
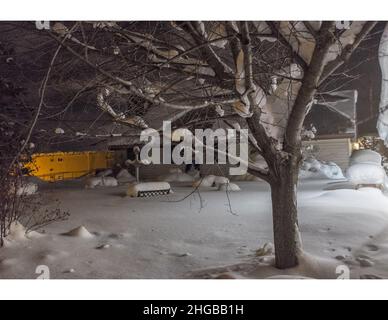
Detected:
[{"left": 1, "top": 179, "right": 388, "bottom": 279}]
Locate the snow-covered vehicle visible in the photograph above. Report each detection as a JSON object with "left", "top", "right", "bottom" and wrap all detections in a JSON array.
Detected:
[{"left": 346, "top": 150, "right": 388, "bottom": 190}]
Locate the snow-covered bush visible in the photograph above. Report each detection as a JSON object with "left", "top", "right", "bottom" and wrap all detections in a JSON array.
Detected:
[
  {"left": 299, "top": 157, "right": 345, "bottom": 180},
  {"left": 85, "top": 177, "right": 118, "bottom": 189}
]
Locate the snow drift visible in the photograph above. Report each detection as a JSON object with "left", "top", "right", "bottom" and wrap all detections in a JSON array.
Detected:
[{"left": 300, "top": 158, "right": 344, "bottom": 180}]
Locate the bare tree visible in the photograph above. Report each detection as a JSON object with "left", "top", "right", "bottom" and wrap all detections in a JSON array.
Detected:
[
  {"left": 0, "top": 38, "right": 69, "bottom": 245},
  {"left": 19, "top": 21, "right": 376, "bottom": 268}
]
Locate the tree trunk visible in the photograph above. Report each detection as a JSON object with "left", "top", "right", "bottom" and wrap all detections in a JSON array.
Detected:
[{"left": 270, "top": 159, "right": 300, "bottom": 269}]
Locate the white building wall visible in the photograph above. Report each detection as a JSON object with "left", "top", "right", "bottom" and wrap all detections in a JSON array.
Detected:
[{"left": 303, "top": 138, "right": 352, "bottom": 171}]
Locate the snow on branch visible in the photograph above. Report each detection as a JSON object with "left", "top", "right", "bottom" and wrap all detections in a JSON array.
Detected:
[
  {"left": 97, "top": 88, "right": 149, "bottom": 129},
  {"left": 48, "top": 32, "right": 240, "bottom": 113},
  {"left": 319, "top": 22, "right": 377, "bottom": 85}
]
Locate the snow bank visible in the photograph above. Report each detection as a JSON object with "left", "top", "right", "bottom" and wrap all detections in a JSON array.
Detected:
[
  {"left": 346, "top": 163, "right": 386, "bottom": 186},
  {"left": 300, "top": 158, "right": 344, "bottom": 180},
  {"left": 116, "top": 169, "right": 136, "bottom": 183},
  {"left": 158, "top": 168, "right": 195, "bottom": 183},
  {"left": 218, "top": 183, "right": 241, "bottom": 192},
  {"left": 350, "top": 150, "right": 382, "bottom": 166},
  {"left": 127, "top": 182, "right": 172, "bottom": 197},
  {"left": 85, "top": 177, "right": 118, "bottom": 189}
]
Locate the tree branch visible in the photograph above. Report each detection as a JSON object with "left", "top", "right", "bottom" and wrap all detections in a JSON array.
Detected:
[
  {"left": 266, "top": 21, "right": 309, "bottom": 71},
  {"left": 319, "top": 21, "right": 377, "bottom": 86},
  {"left": 284, "top": 22, "right": 337, "bottom": 151},
  {"left": 47, "top": 31, "right": 240, "bottom": 113},
  {"left": 181, "top": 22, "right": 234, "bottom": 81}
]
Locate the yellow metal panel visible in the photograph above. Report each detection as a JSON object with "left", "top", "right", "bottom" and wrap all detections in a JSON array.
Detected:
[{"left": 25, "top": 151, "right": 118, "bottom": 182}]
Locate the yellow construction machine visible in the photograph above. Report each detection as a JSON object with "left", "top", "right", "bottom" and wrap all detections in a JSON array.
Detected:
[{"left": 24, "top": 151, "right": 124, "bottom": 182}]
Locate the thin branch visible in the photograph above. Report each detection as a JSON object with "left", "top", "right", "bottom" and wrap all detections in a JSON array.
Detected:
[
  {"left": 266, "top": 21, "right": 309, "bottom": 71},
  {"left": 319, "top": 21, "right": 377, "bottom": 86},
  {"left": 47, "top": 31, "right": 240, "bottom": 113}
]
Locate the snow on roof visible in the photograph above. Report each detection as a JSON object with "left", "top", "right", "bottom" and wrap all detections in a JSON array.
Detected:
[
  {"left": 321, "top": 90, "right": 357, "bottom": 122},
  {"left": 304, "top": 90, "right": 357, "bottom": 138}
]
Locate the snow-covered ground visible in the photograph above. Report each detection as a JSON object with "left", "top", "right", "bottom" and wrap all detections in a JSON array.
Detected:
[{"left": 1, "top": 178, "right": 388, "bottom": 279}]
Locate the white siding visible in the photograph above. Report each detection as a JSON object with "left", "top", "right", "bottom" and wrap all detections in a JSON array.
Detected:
[{"left": 303, "top": 138, "right": 352, "bottom": 171}]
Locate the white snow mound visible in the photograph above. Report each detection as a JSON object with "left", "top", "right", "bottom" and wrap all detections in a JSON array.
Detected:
[
  {"left": 5, "top": 221, "right": 42, "bottom": 242},
  {"left": 62, "top": 226, "right": 94, "bottom": 239}
]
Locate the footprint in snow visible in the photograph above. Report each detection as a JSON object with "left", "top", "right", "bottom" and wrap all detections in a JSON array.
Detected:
[
  {"left": 365, "top": 244, "right": 379, "bottom": 252},
  {"left": 171, "top": 252, "right": 192, "bottom": 258},
  {"left": 96, "top": 244, "right": 111, "bottom": 250},
  {"left": 357, "top": 257, "right": 375, "bottom": 268}
]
